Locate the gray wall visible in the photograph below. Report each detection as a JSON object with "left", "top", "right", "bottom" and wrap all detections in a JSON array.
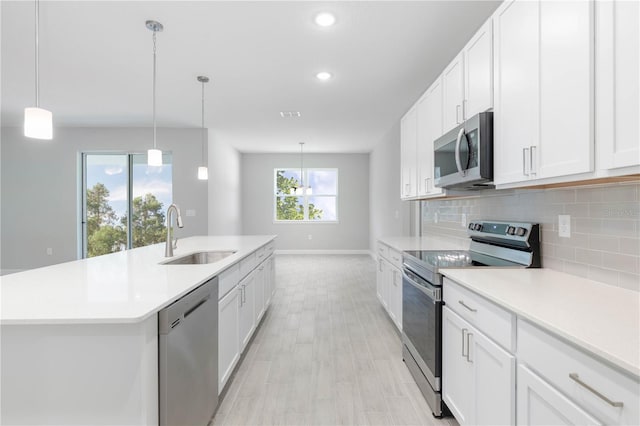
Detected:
[
  {"left": 1, "top": 127, "right": 208, "bottom": 272},
  {"left": 421, "top": 184, "right": 640, "bottom": 291},
  {"left": 241, "top": 153, "right": 369, "bottom": 251},
  {"left": 208, "top": 131, "right": 242, "bottom": 235},
  {"left": 369, "top": 123, "right": 411, "bottom": 251}
]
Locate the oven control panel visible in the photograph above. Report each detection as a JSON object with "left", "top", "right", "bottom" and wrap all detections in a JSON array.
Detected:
[{"left": 467, "top": 220, "right": 538, "bottom": 243}]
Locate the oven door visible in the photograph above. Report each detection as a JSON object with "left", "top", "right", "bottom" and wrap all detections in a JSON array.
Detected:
[{"left": 402, "top": 267, "right": 443, "bottom": 391}]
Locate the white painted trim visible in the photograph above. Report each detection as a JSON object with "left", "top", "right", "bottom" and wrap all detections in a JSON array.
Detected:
[
  {"left": 369, "top": 250, "right": 377, "bottom": 261},
  {"left": 275, "top": 249, "right": 371, "bottom": 255},
  {"left": 1, "top": 269, "right": 25, "bottom": 276}
]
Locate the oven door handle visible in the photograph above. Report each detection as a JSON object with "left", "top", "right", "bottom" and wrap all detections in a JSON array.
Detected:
[{"left": 402, "top": 270, "right": 439, "bottom": 302}]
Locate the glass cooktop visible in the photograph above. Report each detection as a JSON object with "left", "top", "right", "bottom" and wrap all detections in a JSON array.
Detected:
[{"left": 403, "top": 250, "right": 524, "bottom": 274}]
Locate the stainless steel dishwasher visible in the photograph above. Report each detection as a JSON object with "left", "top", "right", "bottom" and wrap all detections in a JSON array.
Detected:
[{"left": 159, "top": 277, "right": 218, "bottom": 426}]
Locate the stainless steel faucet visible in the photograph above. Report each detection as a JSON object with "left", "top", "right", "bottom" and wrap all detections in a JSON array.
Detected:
[{"left": 165, "top": 204, "right": 184, "bottom": 257}]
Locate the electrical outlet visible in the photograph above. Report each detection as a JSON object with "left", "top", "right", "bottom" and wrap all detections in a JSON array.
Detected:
[
  {"left": 461, "top": 213, "right": 467, "bottom": 227},
  {"left": 394, "top": 210, "right": 399, "bottom": 220},
  {"left": 46, "top": 248, "right": 53, "bottom": 256},
  {"left": 308, "top": 234, "right": 313, "bottom": 240},
  {"left": 186, "top": 209, "right": 196, "bottom": 217},
  {"left": 558, "top": 215, "right": 571, "bottom": 238}
]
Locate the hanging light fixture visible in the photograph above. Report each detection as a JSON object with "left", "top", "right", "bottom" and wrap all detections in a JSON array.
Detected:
[
  {"left": 290, "top": 142, "right": 312, "bottom": 195},
  {"left": 24, "top": 0, "right": 52, "bottom": 140},
  {"left": 197, "top": 76, "right": 210, "bottom": 180},
  {"left": 146, "top": 20, "right": 163, "bottom": 167}
]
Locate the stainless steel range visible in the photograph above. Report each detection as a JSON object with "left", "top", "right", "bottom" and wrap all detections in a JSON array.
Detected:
[{"left": 401, "top": 221, "right": 541, "bottom": 417}]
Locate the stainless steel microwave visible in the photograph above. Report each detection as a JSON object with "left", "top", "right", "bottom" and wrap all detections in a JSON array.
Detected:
[{"left": 433, "top": 112, "right": 493, "bottom": 190}]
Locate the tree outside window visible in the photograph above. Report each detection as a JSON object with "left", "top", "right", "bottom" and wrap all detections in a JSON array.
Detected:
[{"left": 274, "top": 169, "right": 338, "bottom": 222}]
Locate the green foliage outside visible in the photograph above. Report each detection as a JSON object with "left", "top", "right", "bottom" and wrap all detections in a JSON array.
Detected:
[
  {"left": 86, "top": 183, "right": 166, "bottom": 257},
  {"left": 275, "top": 170, "right": 322, "bottom": 220}
]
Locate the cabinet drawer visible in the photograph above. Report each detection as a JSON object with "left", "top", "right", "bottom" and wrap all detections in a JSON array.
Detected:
[
  {"left": 219, "top": 263, "right": 240, "bottom": 300},
  {"left": 377, "top": 242, "right": 388, "bottom": 259},
  {"left": 265, "top": 241, "right": 275, "bottom": 256},
  {"left": 239, "top": 252, "right": 256, "bottom": 278},
  {"left": 388, "top": 247, "right": 403, "bottom": 269},
  {"left": 518, "top": 319, "right": 639, "bottom": 425},
  {"left": 443, "top": 278, "right": 515, "bottom": 351},
  {"left": 255, "top": 246, "right": 267, "bottom": 264}
]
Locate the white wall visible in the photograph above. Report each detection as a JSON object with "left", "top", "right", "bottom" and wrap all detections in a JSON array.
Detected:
[
  {"left": 0, "top": 127, "right": 208, "bottom": 272},
  {"left": 241, "top": 153, "right": 369, "bottom": 251},
  {"left": 207, "top": 131, "right": 242, "bottom": 235},
  {"left": 369, "top": 122, "right": 411, "bottom": 251}
]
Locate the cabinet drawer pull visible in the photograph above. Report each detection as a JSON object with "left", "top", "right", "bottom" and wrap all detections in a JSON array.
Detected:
[
  {"left": 458, "top": 300, "right": 477, "bottom": 312},
  {"left": 466, "top": 332, "right": 473, "bottom": 363},
  {"left": 568, "top": 373, "right": 623, "bottom": 408}
]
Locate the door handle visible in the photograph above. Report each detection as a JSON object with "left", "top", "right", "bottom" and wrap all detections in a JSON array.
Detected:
[
  {"left": 456, "top": 105, "right": 461, "bottom": 124},
  {"left": 522, "top": 147, "right": 530, "bottom": 176},
  {"left": 466, "top": 332, "right": 473, "bottom": 363},
  {"left": 461, "top": 328, "right": 468, "bottom": 357},
  {"left": 568, "top": 373, "right": 623, "bottom": 407},
  {"left": 455, "top": 128, "right": 467, "bottom": 177},
  {"left": 462, "top": 99, "right": 467, "bottom": 121},
  {"left": 458, "top": 300, "right": 477, "bottom": 313},
  {"left": 530, "top": 145, "right": 537, "bottom": 176}
]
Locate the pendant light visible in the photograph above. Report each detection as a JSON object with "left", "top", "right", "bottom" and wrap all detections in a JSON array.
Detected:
[
  {"left": 146, "top": 20, "right": 163, "bottom": 167},
  {"left": 24, "top": 0, "right": 53, "bottom": 140},
  {"left": 290, "top": 142, "right": 312, "bottom": 195},
  {"left": 197, "top": 76, "right": 209, "bottom": 180}
]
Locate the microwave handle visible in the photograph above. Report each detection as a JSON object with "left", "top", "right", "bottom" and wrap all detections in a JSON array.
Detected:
[{"left": 455, "top": 127, "right": 467, "bottom": 177}]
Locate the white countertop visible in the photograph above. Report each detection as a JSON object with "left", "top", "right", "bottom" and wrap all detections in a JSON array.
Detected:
[
  {"left": 442, "top": 268, "right": 640, "bottom": 378},
  {"left": 0, "top": 235, "right": 276, "bottom": 325},
  {"left": 378, "top": 235, "right": 470, "bottom": 252}
]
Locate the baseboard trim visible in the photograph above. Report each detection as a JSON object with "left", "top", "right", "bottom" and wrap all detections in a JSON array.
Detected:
[{"left": 275, "top": 249, "right": 372, "bottom": 255}]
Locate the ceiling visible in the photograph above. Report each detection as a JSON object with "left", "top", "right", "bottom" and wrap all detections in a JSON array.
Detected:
[{"left": 1, "top": 1, "right": 501, "bottom": 153}]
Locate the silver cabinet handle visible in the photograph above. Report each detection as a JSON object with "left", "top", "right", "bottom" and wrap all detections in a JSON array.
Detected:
[
  {"left": 461, "top": 329, "right": 468, "bottom": 357},
  {"left": 522, "top": 147, "right": 530, "bottom": 176},
  {"left": 456, "top": 104, "right": 461, "bottom": 124},
  {"left": 569, "top": 373, "right": 623, "bottom": 408},
  {"left": 458, "top": 300, "right": 477, "bottom": 312},
  {"left": 466, "top": 332, "right": 473, "bottom": 363},
  {"left": 530, "top": 145, "right": 537, "bottom": 176},
  {"left": 405, "top": 183, "right": 411, "bottom": 195},
  {"left": 238, "top": 286, "right": 243, "bottom": 306},
  {"left": 462, "top": 99, "right": 467, "bottom": 121}
]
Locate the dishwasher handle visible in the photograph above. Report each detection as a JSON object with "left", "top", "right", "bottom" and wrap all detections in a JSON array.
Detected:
[{"left": 159, "top": 277, "right": 218, "bottom": 335}]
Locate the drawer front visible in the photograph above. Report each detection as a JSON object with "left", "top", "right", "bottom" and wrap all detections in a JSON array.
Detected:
[
  {"left": 239, "top": 252, "right": 256, "bottom": 278},
  {"left": 518, "top": 319, "right": 640, "bottom": 425},
  {"left": 265, "top": 241, "right": 275, "bottom": 256},
  {"left": 218, "top": 263, "right": 240, "bottom": 300},
  {"left": 377, "top": 242, "right": 388, "bottom": 259},
  {"left": 388, "top": 247, "right": 403, "bottom": 269},
  {"left": 443, "top": 278, "right": 515, "bottom": 351},
  {"left": 255, "top": 246, "right": 267, "bottom": 264}
]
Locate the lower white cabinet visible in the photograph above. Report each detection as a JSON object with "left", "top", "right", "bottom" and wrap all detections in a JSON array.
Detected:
[
  {"left": 388, "top": 265, "right": 402, "bottom": 330},
  {"left": 218, "top": 286, "right": 240, "bottom": 392},
  {"left": 376, "top": 256, "right": 389, "bottom": 309},
  {"left": 517, "top": 364, "right": 602, "bottom": 426},
  {"left": 442, "top": 306, "right": 515, "bottom": 426},
  {"left": 238, "top": 271, "right": 256, "bottom": 351},
  {"left": 376, "top": 242, "right": 403, "bottom": 332},
  {"left": 255, "top": 264, "right": 265, "bottom": 322}
]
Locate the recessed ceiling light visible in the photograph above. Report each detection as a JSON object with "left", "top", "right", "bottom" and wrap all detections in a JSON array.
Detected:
[
  {"left": 315, "top": 12, "right": 336, "bottom": 27},
  {"left": 316, "top": 71, "right": 333, "bottom": 81}
]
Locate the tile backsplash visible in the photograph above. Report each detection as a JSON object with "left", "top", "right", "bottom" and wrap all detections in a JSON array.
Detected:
[{"left": 421, "top": 182, "right": 640, "bottom": 291}]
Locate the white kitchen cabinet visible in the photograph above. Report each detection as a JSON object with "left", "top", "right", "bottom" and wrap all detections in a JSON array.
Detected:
[
  {"left": 376, "top": 256, "right": 388, "bottom": 309},
  {"left": 517, "top": 364, "right": 603, "bottom": 426},
  {"left": 264, "top": 255, "right": 275, "bottom": 308},
  {"left": 596, "top": 0, "right": 640, "bottom": 171},
  {"left": 255, "top": 263, "right": 265, "bottom": 322},
  {"left": 376, "top": 241, "right": 402, "bottom": 332},
  {"left": 494, "top": 0, "right": 594, "bottom": 187},
  {"left": 400, "top": 107, "right": 418, "bottom": 199},
  {"left": 442, "top": 53, "right": 465, "bottom": 133},
  {"left": 416, "top": 78, "right": 445, "bottom": 198},
  {"left": 463, "top": 19, "right": 493, "bottom": 120},
  {"left": 218, "top": 285, "right": 240, "bottom": 393},
  {"left": 238, "top": 271, "right": 256, "bottom": 351},
  {"left": 387, "top": 264, "right": 402, "bottom": 331}
]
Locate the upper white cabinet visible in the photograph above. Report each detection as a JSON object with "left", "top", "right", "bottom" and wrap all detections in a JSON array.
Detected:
[
  {"left": 442, "top": 53, "right": 465, "bottom": 133},
  {"left": 463, "top": 20, "right": 493, "bottom": 120},
  {"left": 400, "top": 107, "right": 418, "bottom": 198},
  {"left": 596, "top": 0, "right": 640, "bottom": 171},
  {"left": 417, "top": 78, "right": 445, "bottom": 198},
  {"left": 494, "top": 0, "right": 594, "bottom": 186}
]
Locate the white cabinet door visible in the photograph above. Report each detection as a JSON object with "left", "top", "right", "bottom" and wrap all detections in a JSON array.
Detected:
[
  {"left": 238, "top": 272, "right": 255, "bottom": 351},
  {"left": 596, "top": 0, "right": 640, "bottom": 170},
  {"left": 464, "top": 19, "right": 493, "bottom": 119},
  {"left": 443, "top": 307, "right": 474, "bottom": 425},
  {"left": 255, "top": 263, "right": 265, "bottom": 322},
  {"left": 218, "top": 285, "right": 240, "bottom": 393},
  {"left": 493, "top": 0, "right": 539, "bottom": 185},
  {"left": 443, "top": 53, "right": 465, "bottom": 133},
  {"left": 471, "top": 322, "right": 516, "bottom": 425},
  {"left": 517, "top": 364, "right": 603, "bottom": 426},
  {"left": 537, "top": 0, "right": 593, "bottom": 179},
  {"left": 401, "top": 107, "right": 418, "bottom": 198},
  {"left": 388, "top": 265, "right": 402, "bottom": 331},
  {"left": 417, "top": 78, "right": 444, "bottom": 198},
  {"left": 376, "top": 257, "right": 388, "bottom": 308},
  {"left": 264, "top": 256, "right": 274, "bottom": 308}
]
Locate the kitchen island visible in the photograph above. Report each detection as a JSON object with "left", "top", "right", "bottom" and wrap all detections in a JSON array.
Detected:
[{"left": 0, "top": 235, "right": 276, "bottom": 425}]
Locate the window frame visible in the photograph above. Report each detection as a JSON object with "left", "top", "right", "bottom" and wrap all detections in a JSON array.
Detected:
[{"left": 273, "top": 167, "right": 339, "bottom": 224}]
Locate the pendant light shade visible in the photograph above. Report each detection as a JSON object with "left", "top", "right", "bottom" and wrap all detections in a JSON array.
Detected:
[
  {"left": 24, "top": 0, "right": 53, "bottom": 140},
  {"left": 290, "top": 142, "right": 312, "bottom": 195},
  {"left": 197, "top": 76, "right": 210, "bottom": 180},
  {"left": 24, "top": 107, "right": 52, "bottom": 139},
  {"left": 146, "top": 20, "right": 163, "bottom": 166}
]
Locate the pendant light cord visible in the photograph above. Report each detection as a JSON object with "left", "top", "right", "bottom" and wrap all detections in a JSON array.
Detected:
[
  {"left": 34, "top": 0, "right": 40, "bottom": 107},
  {"left": 300, "top": 142, "right": 304, "bottom": 188},
  {"left": 152, "top": 31, "right": 157, "bottom": 149},
  {"left": 201, "top": 80, "right": 205, "bottom": 163}
]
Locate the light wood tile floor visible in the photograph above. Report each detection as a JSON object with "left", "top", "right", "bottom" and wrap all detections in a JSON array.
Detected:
[{"left": 213, "top": 255, "right": 459, "bottom": 426}]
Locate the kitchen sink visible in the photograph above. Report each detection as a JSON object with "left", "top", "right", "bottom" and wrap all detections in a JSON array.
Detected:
[{"left": 160, "top": 250, "right": 237, "bottom": 265}]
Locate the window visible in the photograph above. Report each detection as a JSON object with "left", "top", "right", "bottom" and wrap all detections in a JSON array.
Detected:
[
  {"left": 274, "top": 168, "right": 338, "bottom": 222},
  {"left": 82, "top": 153, "right": 172, "bottom": 258}
]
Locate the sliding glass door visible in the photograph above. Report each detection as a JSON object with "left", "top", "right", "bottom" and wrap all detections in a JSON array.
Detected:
[{"left": 82, "top": 153, "right": 172, "bottom": 258}]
